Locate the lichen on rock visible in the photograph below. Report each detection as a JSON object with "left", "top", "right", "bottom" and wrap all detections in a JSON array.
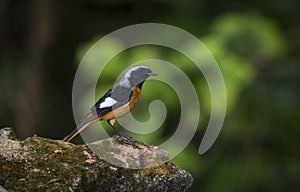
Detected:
[
  {"left": 0, "top": 127, "right": 193, "bottom": 191},
  {"left": 88, "top": 135, "right": 170, "bottom": 169}
]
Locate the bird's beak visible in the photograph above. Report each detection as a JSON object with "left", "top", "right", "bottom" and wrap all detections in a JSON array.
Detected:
[{"left": 148, "top": 72, "right": 158, "bottom": 76}]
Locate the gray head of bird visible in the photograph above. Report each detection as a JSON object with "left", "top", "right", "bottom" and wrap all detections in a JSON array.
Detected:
[{"left": 117, "top": 65, "right": 158, "bottom": 88}]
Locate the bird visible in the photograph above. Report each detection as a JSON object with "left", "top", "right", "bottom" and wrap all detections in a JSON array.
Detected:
[{"left": 63, "top": 65, "right": 157, "bottom": 142}]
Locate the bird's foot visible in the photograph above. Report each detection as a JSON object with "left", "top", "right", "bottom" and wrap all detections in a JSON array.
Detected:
[{"left": 115, "top": 133, "right": 141, "bottom": 145}]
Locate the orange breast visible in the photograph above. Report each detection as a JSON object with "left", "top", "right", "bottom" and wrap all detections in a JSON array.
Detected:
[{"left": 99, "top": 86, "right": 141, "bottom": 121}]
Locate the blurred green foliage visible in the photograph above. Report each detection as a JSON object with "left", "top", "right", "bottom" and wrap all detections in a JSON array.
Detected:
[
  {"left": 203, "top": 12, "right": 285, "bottom": 111},
  {"left": 73, "top": 11, "right": 299, "bottom": 191},
  {"left": 1, "top": 0, "right": 299, "bottom": 191}
]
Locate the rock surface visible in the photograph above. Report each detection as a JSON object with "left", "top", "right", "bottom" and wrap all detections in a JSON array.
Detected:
[
  {"left": 88, "top": 135, "right": 170, "bottom": 169},
  {"left": 0, "top": 127, "right": 193, "bottom": 191}
]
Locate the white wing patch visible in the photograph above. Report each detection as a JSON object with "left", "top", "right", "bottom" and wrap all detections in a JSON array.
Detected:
[{"left": 99, "top": 97, "right": 118, "bottom": 108}]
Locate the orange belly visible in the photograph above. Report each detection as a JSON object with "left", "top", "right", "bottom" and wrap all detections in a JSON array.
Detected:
[{"left": 99, "top": 86, "right": 141, "bottom": 121}]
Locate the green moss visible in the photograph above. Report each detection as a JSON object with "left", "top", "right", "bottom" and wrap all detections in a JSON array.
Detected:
[
  {"left": 1, "top": 134, "right": 192, "bottom": 191},
  {"left": 0, "top": 137, "right": 96, "bottom": 191}
]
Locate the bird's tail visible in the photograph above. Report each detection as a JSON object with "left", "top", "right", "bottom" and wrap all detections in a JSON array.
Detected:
[{"left": 63, "top": 110, "right": 99, "bottom": 142}]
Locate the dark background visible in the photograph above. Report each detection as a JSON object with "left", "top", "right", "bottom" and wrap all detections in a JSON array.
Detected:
[{"left": 1, "top": 0, "right": 299, "bottom": 191}]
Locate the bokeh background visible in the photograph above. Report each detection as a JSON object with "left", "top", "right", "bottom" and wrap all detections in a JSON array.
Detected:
[{"left": 1, "top": 0, "right": 299, "bottom": 191}]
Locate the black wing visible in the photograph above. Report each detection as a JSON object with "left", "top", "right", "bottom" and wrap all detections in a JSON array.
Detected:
[
  {"left": 63, "top": 89, "right": 114, "bottom": 142},
  {"left": 93, "top": 87, "right": 132, "bottom": 117},
  {"left": 93, "top": 88, "right": 113, "bottom": 117},
  {"left": 63, "top": 87, "right": 132, "bottom": 142}
]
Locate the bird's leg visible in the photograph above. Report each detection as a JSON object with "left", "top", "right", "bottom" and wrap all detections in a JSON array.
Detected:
[
  {"left": 111, "top": 124, "right": 125, "bottom": 137},
  {"left": 106, "top": 119, "right": 142, "bottom": 145},
  {"left": 107, "top": 119, "right": 132, "bottom": 140}
]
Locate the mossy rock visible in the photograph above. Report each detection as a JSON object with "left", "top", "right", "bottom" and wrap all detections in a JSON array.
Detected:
[{"left": 0, "top": 128, "right": 193, "bottom": 191}]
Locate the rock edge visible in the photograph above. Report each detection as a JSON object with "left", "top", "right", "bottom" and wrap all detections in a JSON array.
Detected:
[{"left": 0, "top": 128, "right": 193, "bottom": 191}]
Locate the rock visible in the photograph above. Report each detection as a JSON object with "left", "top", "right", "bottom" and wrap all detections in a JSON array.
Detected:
[
  {"left": 88, "top": 135, "right": 170, "bottom": 169},
  {"left": 0, "top": 128, "right": 193, "bottom": 191},
  {"left": 0, "top": 185, "right": 7, "bottom": 192}
]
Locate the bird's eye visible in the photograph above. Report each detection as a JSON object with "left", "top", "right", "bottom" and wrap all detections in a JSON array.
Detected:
[{"left": 138, "top": 68, "right": 143, "bottom": 72}]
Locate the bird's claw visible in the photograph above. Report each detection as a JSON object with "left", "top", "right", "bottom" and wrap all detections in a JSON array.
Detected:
[{"left": 115, "top": 134, "right": 140, "bottom": 145}]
